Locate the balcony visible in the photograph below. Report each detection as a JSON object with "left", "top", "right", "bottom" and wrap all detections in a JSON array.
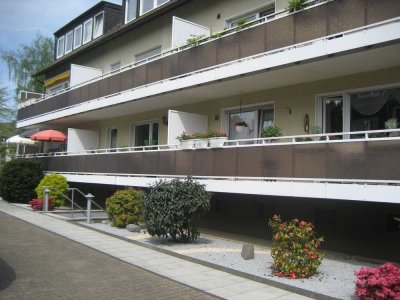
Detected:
[
  {"left": 17, "top": 0, "right": 400, "bottom": 125},
  {"left": 25, "top": 129, "right": 400, "bottom": 203}
]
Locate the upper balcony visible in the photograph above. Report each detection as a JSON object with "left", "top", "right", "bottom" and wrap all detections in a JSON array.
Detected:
[{"left": 17, "top": 0, "right": 400, "bottom": 126}]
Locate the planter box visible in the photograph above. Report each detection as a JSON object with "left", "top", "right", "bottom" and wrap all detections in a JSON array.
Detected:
[
  {"left": 209, "top": 137, "right": 227, "bottom": 148},
  {"left": 181, "top": 140, "right": 195, "bottom": 150},
  {"left": 194, "top": 139, "right": 208, "bottom": 149},
  {"left": 236, "top": 125, "right": 246, "bottom": 133}
]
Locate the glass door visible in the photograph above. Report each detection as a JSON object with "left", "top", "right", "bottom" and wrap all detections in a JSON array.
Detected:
[
  {"left": 322, "top": 96, "right": 343, "bottom": 136},
  {"left": 132, "top": 122, "right": 159, "bottom": 147},
  {"left": 229, "top": 110, "right": 256, "bottom": 140},
  {"left": 108, "top": 127, "right": 118, "bottom": 148}
]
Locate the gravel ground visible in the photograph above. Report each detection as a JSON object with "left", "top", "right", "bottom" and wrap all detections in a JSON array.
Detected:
[{"left": 81, "top": 222, "right": 379, "bottom": 300}]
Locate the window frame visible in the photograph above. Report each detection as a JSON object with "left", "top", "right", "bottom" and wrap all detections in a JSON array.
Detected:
[
  {"left": 93, "top": 12, "right": 104, "bottom": 39},
  {"left": 82, "top": 18, "right": 93, "bottom": 45},
  {"left": 226, "top": 2, "right": 275, "bottom": 29},
  {"left": 107, "top": 126, "right": 118, "bottom": 148},
  {"left": 134, "top": 46, "right": 162, "bottom": 64},
  {"left": 125, "top": 0, "right": 137, "bottom": 23},
  {"left": 56, "top": 36, "right": 65, "bottom": 59},
  {"left": 64, "top": 30, "right": 73, "bottom": 54},
  {"left": 73, "top": 25, "right": 83, "bottom": 49},
  {"left": 110, "top": 61, "right": 121, "bottom": 73},
  {"left": 139, "top": 0, "right": 170, "bottom": 16},
  {"left": 130, "top": 119, "right": 160, "bottom": 147}
]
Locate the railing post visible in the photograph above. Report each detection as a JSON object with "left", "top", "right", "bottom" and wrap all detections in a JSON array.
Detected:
[
  {"left": 43, "top": 187, "right": 50, "bottom": 212},
  {"left": 85, "top": 193, "right": 94, "bottom": 224}
]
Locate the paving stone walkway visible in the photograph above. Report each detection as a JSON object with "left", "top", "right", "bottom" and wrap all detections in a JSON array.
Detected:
[{"left": 0, "top": 201, "right": 311, "bottom": 300}]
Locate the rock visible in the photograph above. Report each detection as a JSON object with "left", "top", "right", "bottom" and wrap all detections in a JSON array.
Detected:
[
  {"left": 126, "top": 224, "right": 140, "bottom": 232},
  {"left": 139, "top": 223, "right": 147, "bottom": 230},
  {"left": 241, "top": 243, "right": 255, "bottom": 260}
]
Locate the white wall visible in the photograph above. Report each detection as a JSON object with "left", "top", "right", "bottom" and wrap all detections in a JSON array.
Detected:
[
  {"left": 70, "top": 64, "right": 103, "bottom": 87},
  {"left": 67, "top": 128, "right": 99, "bottom": 152},
  {"left": 171, "top": 16, "right": 210, "bottom": 48},
  {"left": 167, "top": 110, "right": 208, "bottom": 145}
]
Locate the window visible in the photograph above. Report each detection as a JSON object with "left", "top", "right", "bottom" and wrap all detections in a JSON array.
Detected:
[
  {"left": 135, "top": 46, "right": 161, "bottom": 64},
  {"left": 110, "top": 61, "right": 121, "bottom": 73},
  {"left": 131, "top": 122, "right": 159, "bottom": 146},
  {"left": 108, "top": 127, "right": 118, "bottom": 148},
  {"left": 73, "top": 25, "right": 82, "bottom": 49},
  {"left": 93, "top": 12, "right": 104, "bottom": 39},
  {"left": 83, "top": 18, "right": 93, "bottom": 44},
  {"left": 47, "top": 82, "right": 69, "bottom": 95},
  {"left": 56, "top": 36, "right": 65, "bottom": 59},
  {"left": 226, "top": 3, "right": 275, "bottom": 28},
  {"left": 226, "top": 104, "right": 274, "bottom": 140},
  {"left": 65, "top": 31, "right": 73, "bottom": 54},
  {"left": 140, "top": 0, "right": 170, "bottom": 15},
  {"left": 322, "top": 96, "right": 343, "bottom": 134},
  {"left": 125, "top": 0, "right": 137, "bottom": 23}
]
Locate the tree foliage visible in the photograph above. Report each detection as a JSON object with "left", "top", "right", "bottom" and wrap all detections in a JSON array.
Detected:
[
  {"left": 2, "top": 33, "right": 54, "bottom": 98},
  {"left": 36, "top": 173, "right": 69, "bottom": 207}
]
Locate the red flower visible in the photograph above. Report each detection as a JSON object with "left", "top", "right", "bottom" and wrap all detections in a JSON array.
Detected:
[
  {"left": 291, "top": 272, "right": 297, "bottom": 279},
  {"left": 300, "top": 221, "right": 306, "bottom": 227}
]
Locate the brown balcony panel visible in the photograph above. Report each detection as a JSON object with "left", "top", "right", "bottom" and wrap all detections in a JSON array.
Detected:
[
  {"left": 132, "top": 65, "right": 147, "bottom": 88},
  {"left": 89, "top": 80, "right": 100, "bottom": 100},
  {"left": 146, "top": 61, "right": 162, "bottom": 83},
  {"left": 98, "top": 78, "right": 110, "bottom": 98},
  {"left": 161, "top": 54, "right": 179, "bottom": 79},
  {"left": 216, "top": 34, "right": 240, "bottom": 65},
  {"left": 239, "top": 25, "right": 266, "bottom": 59},
  {"left": 265, "top": 15, "right": 295, "bottom": 51},
  {"left": 68, "top": 88, "right": 82, "bottom": 106},
  {"left": 36, "top": 140, "right": 400, "bottom": 182},
  {"left": 178, "top": 48, "right": 197, "bottom": 74},
  {"left": 295, "top": 6, "right": 328, "bottom": 44},
  {"left": 366, "top": 0, "right": 400, "bottom": 25},
  {"left": 327, "top": 0, "right": 366, "bottom": 35},
  {"left": 108, "top": 73, "right": 121, "bottom": 95},
  {"left": 120, "top": 69, "right": 134, "bottom": 91},
  {"left": 80, "top": 84, "right": 90, "bottom": 103},
  {"left": 196, "top": 41, "right": 217, "bottom": 70}
]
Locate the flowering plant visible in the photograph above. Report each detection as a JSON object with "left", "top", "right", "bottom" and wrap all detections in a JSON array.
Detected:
[
  {"left": 207, "top": 131, "right": 227, "bottom": 138},
  {"left": 235, "top": 120, "right": 248, "bottom": 127},
  {"left": 29, "top": 198, "right": 55, "bottom": 211},
  {"left": 192, "top": 132, "right": 208, "bottom": 139},
  {"left": 354, "top": 263, "right": 400, "bottom": 299},
  {"left": 268, "top": 214, "right": 324, "bottom": 279},
  {"left": 176, "top": 132, "right": 193, "bottom": 141}
]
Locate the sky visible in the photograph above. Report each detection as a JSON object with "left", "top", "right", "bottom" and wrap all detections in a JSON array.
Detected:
[{"left": 0, "top": 0, "right": 122, "bottom": 106}]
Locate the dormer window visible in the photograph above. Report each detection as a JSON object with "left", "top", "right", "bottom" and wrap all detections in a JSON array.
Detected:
[
  {"left": 56, "top": 36, "right": 65, "bottom": 59},
  {"left": 125, "top": 0, "right": 137, "bottom": 23},
  {"left": 65, "top": 31, "right": 73, "bottom": 54},
  {"left": 140, "top": 0, "right": 170, "bottom": 15},
  {"left": 83, "top": 18, "right": 93, "bottom": 44},
  {"left": 93, "top": 12, "right": 104, "bottom": 39}
]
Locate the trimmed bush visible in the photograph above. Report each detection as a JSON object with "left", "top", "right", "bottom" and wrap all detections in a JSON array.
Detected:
[
  {"left": 0, "top": 158, "right": 43, "bottom": 203},
  {"left": 36, "top": 174, "right": 69, "bottom": 207},
  {"left": 143, "top": 178, "right": 211, "bottom": 242},
  {"left": 268, "top": 215, "right": 324, "bottom": 279},
  {"left": 106, "top": 188, "right": 144, "bottom": 228},
  {"left": 354, "top": 263, "right": 400, "bottom": 299}
]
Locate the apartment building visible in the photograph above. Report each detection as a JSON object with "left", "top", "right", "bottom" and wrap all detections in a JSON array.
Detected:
[{"left": 17, "top": 0, "right": 400, "bottom": 260}]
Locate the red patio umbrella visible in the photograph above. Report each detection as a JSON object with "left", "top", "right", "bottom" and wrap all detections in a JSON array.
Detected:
[{"left": 30, "top": 130, "right": 67, "bottom": 142}]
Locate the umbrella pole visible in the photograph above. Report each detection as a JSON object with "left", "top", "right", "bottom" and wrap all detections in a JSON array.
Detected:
[{"left": 16, "top": 144, "right": 20, "bottom": 156}]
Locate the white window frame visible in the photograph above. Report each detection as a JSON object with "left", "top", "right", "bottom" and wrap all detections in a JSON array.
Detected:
[
  {"left": 221, "top": 101, "right": 275, "bottom": 139},
  {"left": 134, "top": 46, "right": 162, "bottom": 64},
  {"left": 64, "top": 30, "right": 73, "bottom": 54},
  {"left": 47, "top": 81, "right": 70, "bottom": 95},
  {"left": 107, "top": 126, "right": 118, "bottom": 148},
  {"left": 56, "top": 36, "right": 65, "bottom": 59},
  {"left": 130, "top": 119, "right": 159, "bottom": 147},
  {"left": 226, "top": 2, "right": 275, "bottom": 29},
  {"left": 139, "top": 0, "right": 170, "bottom": 16},
  {"left": 125, "top": 0, "right": 137, "bottom": 23},
  {"left": 83, "top": 18, "right": 93, "bottom": 45},
  {"left": 110, "top": 61, "right": 121, "bottom": 73},
  {"left": 93, "top": 12, "right": 104, "bottom": 39},
  {"left": 73, "top": 25, "right": 82, "bottom": 49}
]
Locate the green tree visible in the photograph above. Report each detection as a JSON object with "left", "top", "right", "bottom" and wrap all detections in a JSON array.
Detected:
[
  {"left": 0, "top": 86, "right": 16, "bottom": 162},
  {"left": 2, "top": 33, "right": 54, "bottom": 98}
]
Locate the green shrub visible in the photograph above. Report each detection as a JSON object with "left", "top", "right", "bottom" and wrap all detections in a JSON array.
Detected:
[
  {"left": 106, "top": 188, "right": 144, "bottom": 228},
  {"left": 0, "top": 158, "right": 43, "bottom": 203},
  {"left": 143, "top": 178, "right": 211, "bottom": 242},
  {"left": 288, "top": 0, "right": 307, "bottom": 13},
  {"left": 268, "top": 215, "right": 324, "bottom": 279},
  {"left": 36, "top": 174, "right": 69, "bottom": 207},
  {"left": 261, "top": 124, "right": 283, "bottom": 139}
]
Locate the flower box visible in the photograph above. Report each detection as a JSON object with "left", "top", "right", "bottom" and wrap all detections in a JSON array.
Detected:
[
  {"left": 235, "top": 125, "right": 245, "bottom": 133},
  {"left": 209, "top": 137, "right": 227, "bottom": 148},
  {"left": 194, "top": 139, "right": 208, "bottom": 149},
  {"left": 181, "top": 139, "right": 195, "bottom": 150}
]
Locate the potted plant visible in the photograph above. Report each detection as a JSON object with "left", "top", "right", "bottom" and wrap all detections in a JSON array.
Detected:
[
  {"left": 192, "top": 132, "right": 208, "bottom": 149},
  {"left": 385, "top": 118, "right": 398, "bottom": 137},
  {"left": 177, "top": 132, "right": 194, "bottom": 150},
  {"left": 261, "top": 124, "right": 283, "bottom": 142},
  {"left": 235, "top": 120, "right": 248, "bottom": 133},
  {"left": 207, "top": 130, "right": 227, "bottom": 148},
  {"left": 288, "top": 0, "right": 307, "bottom": 13}
]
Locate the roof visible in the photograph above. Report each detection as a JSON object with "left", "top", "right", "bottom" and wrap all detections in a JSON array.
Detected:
[
  {"left": 54, "top": 1, "right": 122, "bottom": 36},
  {"left": 36, "top": 0, "right": 189, "bottom": 77}
]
